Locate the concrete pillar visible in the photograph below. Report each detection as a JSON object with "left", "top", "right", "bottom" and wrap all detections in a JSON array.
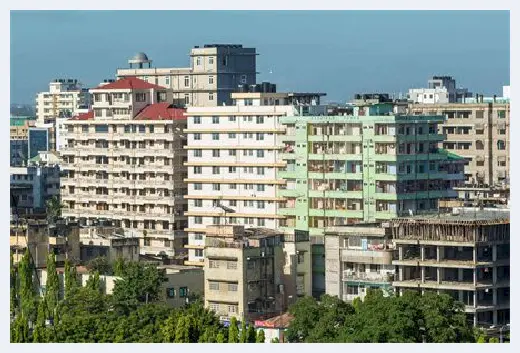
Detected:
[
  {"left": 421, "top": 267, "right": 425, "bottom": 283},
  {"left": 493, "top": 311, "right": 498, "bottom": 326},
  {"left": 473, "top": 313, "right": 478, "bottom": 327},
  {"left": 437, "top": 267, "right": 442, "bottom": 284},
  {"left": 493, "top": 288, "right": 498, "bottom": 306},
  {"left": 473, "top": 291, "right": 477, "bottom": 309},
  {"left": 492, "top": 245, "right": 497, "bottom": 262},
  {"left": 437, "top": 246, "right": 444, "bottom": 262},
  {"left": 398, "top": 246, "right": 403, "bottom": 261},
  {"left": 473, "top": 269, "right": 477, "bottom": 286},
  {"left": 399, "top": 267, "right": 404, "bottom": 281},
  {"left": 493, "top": 266, "right": 497, "bottom": 285},
  {"left": 420, "top": 246, "right": 425, "bottom": 261},
  {"left": 458, "top": 268, "right": 463, "bottom": 281},
  {"left": 473, "top": 247, "right": 478, "bottom": 263},
  {"left": 458, "top": 290, "right": 463, "bottom": 302}
]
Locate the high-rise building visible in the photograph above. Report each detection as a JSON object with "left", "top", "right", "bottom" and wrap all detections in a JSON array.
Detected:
[
  {"left": 10, "top": 115, "right": 36, "bottom": 167},
  {"left": 116, "top": 44, "right": 257, "bottom": 107},
  {"left": 408, "top": 100, "right": 510, "bottom": 187},
  {"left": 391, "top": 209, "right": 510, "bottom": 327},
  {"left": 35, "top": 79, "right": 91, "bottom": 125},
  {"left": 60, "top": 77, "right": 188, "bottom": 262}
]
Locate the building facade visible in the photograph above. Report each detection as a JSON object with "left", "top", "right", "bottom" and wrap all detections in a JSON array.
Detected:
[
  {"left": 391, "top": 211, "right": 510, "bottom": 327},
  {"left": 35, "top": 79, "right": 91, "bottom": 124},
  {"left": 60, "top": 77, "right": 188, "bottom": 262},
  {"left": 10, "top": 116, "right": 36, "bottom": 167},
  {"left": 79, "top": 225, "right": 140, "bottom": 264},
  {"left": 408, "top": 101, "right": 510, "bottom": 187},
  {"left": 324, "top": 224, "right": 395, "bottom": 303},
  {"left": 203, "top": 225, "right": 285, "bottom": 323},
  {"left": 116, "top": 44, "right": 257, "bottom": 107},
  {"left": 408, "top": 76, "right": 472, "bottom": 104}
]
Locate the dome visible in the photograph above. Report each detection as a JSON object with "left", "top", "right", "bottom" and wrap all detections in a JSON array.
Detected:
[{"left": 131, "top": 52, "right": 150, "bottom": 62}]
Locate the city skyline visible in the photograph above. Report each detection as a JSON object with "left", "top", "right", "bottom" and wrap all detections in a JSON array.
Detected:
[{"left": 11, "top": 10, "right": 510, "bottom": 105}]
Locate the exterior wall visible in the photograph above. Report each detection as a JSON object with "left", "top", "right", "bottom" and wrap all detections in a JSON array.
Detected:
[
  {"left": 10, "top": 164, "right": 60, "bottom": 211},
  {"left": 117, "top": 45, "right": 257, "bottom": 107},
  {"left": 79, "top": 231, "right": 140, "bottom": 264},
  {"left": 36, "top": 80, "right": 90, "bottom": 124},
  {"left": 160, "top": 268, "right": 204, "bottom": 308},
  {"left": 408, "top": 103, "right": 510, "bottom": 186},
  {"left": 184, "top": 102, "right": 295, "bottom": 266},
  {"left": 60, "top": 117, "right": 188, "bottom": 259},
  {"left": 408, "top": 88, "right": 449, "bottom": 104}
]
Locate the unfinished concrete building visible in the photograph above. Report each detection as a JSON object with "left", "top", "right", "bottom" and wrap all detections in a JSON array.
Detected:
[
  {"left": 203, "top": 225, "right": 285, "bottom": 324},
  {"left": 324, "top": 224, "right": 395, "bottom": 302},
  {"left": 391, "top": 211, "right": 510, "bottom": 327}
]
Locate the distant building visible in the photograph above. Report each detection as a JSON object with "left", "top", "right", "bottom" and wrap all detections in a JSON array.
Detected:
[
  {"left": 10, "top": 219, "right": 80, "bottom": 268},
  {"left": 408, "top": 76, "right": 473, "bottom": 104},
  {"left": 203, "top": 225, "right": 285, "bottom": 323},
  {"left": 28, "top": 126, "right": 51, "bottom": 160},
  {"left": 324, "top": 224, "right": 395, "bottom": 302},
  {"left": 10, "top": 116, "right": 36, "bottom": 167},
  {"left": 79, "top": 225, "right": 140, "bottom": 264},
  {"left": 35, "top": 79, "right": 91, "bottom": 125},
  {"left": 391, "top": 210, "right": 510, "bottom": 327},
  {"left": 116, "top": 44, "right": 257, "bottom": 107}
]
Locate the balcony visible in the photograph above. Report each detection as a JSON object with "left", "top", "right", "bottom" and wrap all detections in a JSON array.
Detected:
[
  {"left": 341, "top": 248, "right": 394, "bottom": 265},
  {"left": 342, "top": 271, "right": 394, "bottom": 283},
  {"left": 10, "top": 236, "right": 27, "bottom": 248},
  {"left": 140, "top": 246, "right": 176, "bottom": 258}
]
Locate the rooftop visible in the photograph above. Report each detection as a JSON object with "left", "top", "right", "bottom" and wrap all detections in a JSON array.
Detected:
[
  {"left": 92, "top": 77, "right": 165, "bottom": 91},
  {"left": 397, "top": 209, "right": 510, "bottom": 224},
  {"left": 70, "top": 111, "right": 94, "bottom": 120},
  {"left": 135, "top": 103, "right": 186, "bottom": 120},
  {"left": 254, "top": 313, "right": 294, "bottom": 329}
]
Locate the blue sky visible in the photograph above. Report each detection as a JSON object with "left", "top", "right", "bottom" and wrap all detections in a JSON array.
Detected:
[{"left": 10, "top": 10, "right": 510, "bottom": 105}]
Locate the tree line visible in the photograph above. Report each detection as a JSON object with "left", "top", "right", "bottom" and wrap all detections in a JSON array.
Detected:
[{"left": 10, "top": 250, "right": 266, "bottom": 343}]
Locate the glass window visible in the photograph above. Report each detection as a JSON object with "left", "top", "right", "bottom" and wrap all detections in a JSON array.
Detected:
[
  {"left": 193, "top": 116, "right": 201, "bottom": 124},
  {"left": 166, "top": 288, "right": 176, "bottom": 298}
]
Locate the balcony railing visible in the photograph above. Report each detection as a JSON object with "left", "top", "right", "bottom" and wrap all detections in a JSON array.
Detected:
[{"left": 343, "top": 271, "right": 394, "bottom": 283}]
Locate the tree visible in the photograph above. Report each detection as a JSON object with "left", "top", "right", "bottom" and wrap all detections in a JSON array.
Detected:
[
  {"left": 63, "top": 259, "right": 78, "bottom": 299},
  {"left": 11, "top": 314, "right": 29, "bottom": 343},
  {"left": 32, "top": 299, "right": 48, "bottom": 343},
  {"left": 161, "top": 313, "right": 179, "bottom": 342},
  {"left": 86, "top": 257, "right": 112, "bottom": 276},
  {"left": 240, "top": 319, "right": 248, "bottom": 343},
  {"left": 271, "top": 337, "right": 280, "bottom": 343},
  {"left": 18, "top": 248, "right": 37, "bottom": 323},
  {"left": 86, "top": 271, "right": 102, "bottom": 293},
  {"left": 114, "top": 257, "right": 126, "bottom": 277},
  {"left": 45, "top": 253, "right": 60, "bottom": 313},
  {"left": 46, "top": 196, "right": 63, "bottom": 225},
  {"left": 477, "top": 335, "right": 487, "bottom": 343},
  {"left": 228, "top": 317, "right": 239, "bottom": 343},
  {"left": 489, "top": 337, "right": 500, "bottom": 343},
  {"left": 246, "top": 325, "right": 257, "bottom": 343},
  {"left": 256, "top": 329, "right": 266, "bottom": 343},
  {"left": 216, "top": 331, "right": 226, "bottom": 343},
  {"left": 10, "top": 250, "right": 17, "bottom": 316}
]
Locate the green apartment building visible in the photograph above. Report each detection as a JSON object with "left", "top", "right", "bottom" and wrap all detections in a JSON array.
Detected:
[{"left": 276, "top": 102, "right": 465, "bottom": 296}]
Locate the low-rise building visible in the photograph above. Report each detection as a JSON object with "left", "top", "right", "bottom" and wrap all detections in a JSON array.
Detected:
[
  {"left": 254, "top": 313, "right": 294, "bottom": 343},
  {"left": 10, "top": 219, "right": 80, "bottom": 268},
  {"left": 324, "top": 224, "right": 395, "bottom": 302},
  {"left": 203, "top": 225, "right": 285, "bottom": 323},
  {"left": 391, "top": 210, "right": 510, "bottom": 327},
  {"left": 79, "top": 225, "right": 140, "bottom": 264}
]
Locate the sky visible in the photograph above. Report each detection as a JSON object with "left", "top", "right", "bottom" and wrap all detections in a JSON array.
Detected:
[{"left": 10, "top": 10, "right": 510, "bottom": 105}]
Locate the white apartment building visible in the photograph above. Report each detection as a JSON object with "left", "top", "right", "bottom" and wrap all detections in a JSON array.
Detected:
[
  {"left": 183, "top": 92, "right": 298, "bottom": 266},
  {"left": 409, "top": 76, "right": 472, "bottom": 104},
  {"left": 60, "top": 77, "right": 188, "bottom": 261},
  {"left": 116, "top": 44, "right": 257, "bottom": 107},
  {"left": 35, "top": 79, "right": 91, "bottom": 125}
]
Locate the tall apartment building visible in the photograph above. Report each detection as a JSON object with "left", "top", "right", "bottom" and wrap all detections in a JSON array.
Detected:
[
  {"left": 183, "top": 87, "right": 324, "bottom": 273},
  {"left": 408, "top": 100, "right": 510, "bottom": 186},
  {"left": 35, "top": 79, "right": 91, "bottom": 124},
  {"left": 278, "top": 101, "right": 465, "bottom": 296},
  {"left": 60, "top": 77, "right": 188, "bottom": 262},
  {"left": 203, "top": 225, "right": 285, "bottom": 323},
  {"left": 391, "top": 210, "right": 510, "bottom": 327},
  {"left": 324, "top": 224, "right": 395, "bottom": 303},
  {"left": 116, "top": 44, "right": 257, "bottom": 107}
]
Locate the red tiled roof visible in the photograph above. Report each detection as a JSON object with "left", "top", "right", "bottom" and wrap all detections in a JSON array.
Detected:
[
  {"left": 135, "top": 102, "right": 186, "bottom": 120},
  {"left": 92, "top": 77, "right": 166, "bottom": 90},
  {"left": 71, "top": 111, "right": 94, "bottom": 120},
  {"left": 254, "top": 313, "right": 294, "bottom": 329}
]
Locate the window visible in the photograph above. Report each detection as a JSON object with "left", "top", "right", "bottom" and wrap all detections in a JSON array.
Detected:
[
  {"left": 256, "top": 133, "right": 264, "bottom": 141},
  {"left": 476, "top": 141, "right": 484, "bottom": 150},
  {"left": 212, "top": 150, "right": 220, "bottom": 158},
  {"left": 194, "top": 199, "right": 202, "bottom": 207},
  {"left": 209, "top": 76, "right": 214, "bottom": 85},
  {"left": 209, "top": 260, "right": 219, "bottom": 268},
  {"left": 209, "top": 57, "right": 214, "bottom": 65},
  {"left": 228, "top": 283, "right": 238, "bottom": 291},
  {"left": 229, "top": 149, "right": 236, "bottom": 156},
  {"left": 258, "top": 201, "right": 265, "bottom": 209},
  {"left": 193, "top": 116, "right": 201, "bottom": 124},
  {"left": 194, "top": 149, "right": 202, "bottom": 157},
  {"left": 497, "top": 140, "right": 506, "bottom": 150},
  {"left": 212, "top": 166, "right": 220, "bottom": 175},
  {"left": 498, "top": 110, "right": 506, "bottom": 119},
  {"left": 179, "top": 287, "right": 188, "bottom": 298},
  {"left": 213, "top": 184, "right": 221, "bottom": 191},
  {"left": 165, "top": 76, "right": 170, "bottom": 86},
  {"left": 498, "top": 128, "right": 506, "bottom": 135},
  {"left": 194, "top": 217, "right": 203, "bottom": 224},
  {"left": 229, "top": 116, "right": 236, "bottom": 122},
  {"left": 257, "top": 184, "right": 265, "bottom": 192},
  {"left": 212, "top": 133, "right": 219, "bottom": 140},
  {"left": 196, "top": 57, "right": 201, "bottom": 66},
  {"left": 498, "top": 160, "right": 507, "bottom": 167},
  {"left": 195, "top": 232, "right": 204, "bottom": 240},
  {"left": 213, "top": 217, "right": 220, "bottom": 225},
  {"left": 222, "top": 56, "right": 228, "bottom": 66},
  {"left": 229, "top": 200, "right": 237, "bottom": 206},
  {"left": 257, "top": 150, "right": 264, "bottom": 158},
  {"left": 194, "top": 166, "right": 202, "bottom": 174},
  {"left": 95, "top": 125, "right": 108, "bottom": 133},
  {"left": 209, "top": 282, "right": 219, "bottom": 291},
  {"left": 229, "top": 184, "right": 237, "bottom": 190},
  {"left": 229, "top": 167, "right": 237, "bottom": 173},
  {"left": 229, "top": 133, "right": 236, "bottom": 139},
  {"left": 256, "top": 116, "right": 264, "bottom": 124},
  {"left": 209, "top": 93, "right": 214, "bottom": 101},
  {"left": 257, "top": 167, "right": 265, "bottom": 175},
  {"left": 227, "top": 261, "right": 237, "bottom": 269},
  {"left": 194, "top": 249, "right": 203, "bottom": 257},
  {"left": 212, "top": 116, "right": 219, "bottom": 124},
  {"left": 194, "top": 133, "right": 201, "bottom": 140},
  {"left": 257, "top": 219, "right": 265, "bottom": 227},
  {"left": 135, "top": 93, "right": 146, "bottom": 102},
  {"left": 240, "top": 75, "right": 247, "bottom": 84},
  {"left": 166, "top": 288, "right": 176, "bottom": 298},
  {"left": 184, "top": 76, "right": 190, "bottom": 87},
  {"left": 297, "top": 253, "right": 305, "bottom": 264},
  {"left": 194, "top": 183, "right": 202, "bottom": 190}
]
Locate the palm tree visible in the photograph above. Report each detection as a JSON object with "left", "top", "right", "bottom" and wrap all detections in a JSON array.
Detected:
[{"left": 46, "top": 196, "right": 63, "bottom": 225}]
